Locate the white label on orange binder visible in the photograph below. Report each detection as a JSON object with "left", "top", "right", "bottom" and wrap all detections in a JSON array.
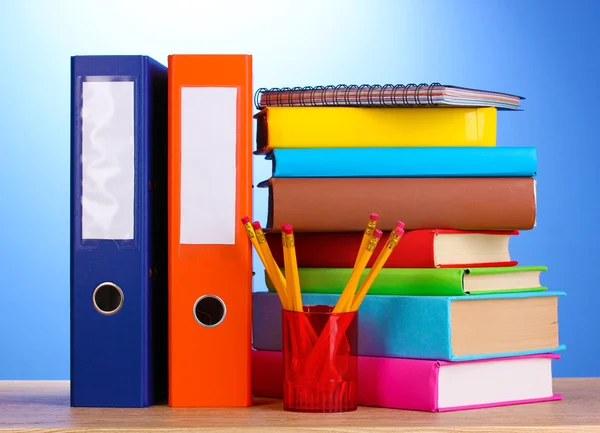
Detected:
[
  {"left": 180, "top": 86, "right": 237, "bottom": 245},
  {"left": 81, "top": 80, "right": 134, "bottom": 240}
]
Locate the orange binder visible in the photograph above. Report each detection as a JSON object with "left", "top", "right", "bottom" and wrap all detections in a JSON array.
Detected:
[{"left": 167, "top": 54, "right": 253, "bottom": 407}]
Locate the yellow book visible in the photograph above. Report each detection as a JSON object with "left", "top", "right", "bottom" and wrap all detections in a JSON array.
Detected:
[{"left": 254, "top": 106, "right": 496, "bottom": 153}]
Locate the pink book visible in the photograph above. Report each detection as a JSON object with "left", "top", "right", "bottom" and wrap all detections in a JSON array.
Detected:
[{"left": 252, "top": 350, "right": 562, "bottom": 412}]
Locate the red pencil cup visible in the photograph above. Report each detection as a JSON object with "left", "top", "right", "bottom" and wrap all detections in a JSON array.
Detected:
[{"left": 281, "top": 305, "right": 358, "bottom": 412}]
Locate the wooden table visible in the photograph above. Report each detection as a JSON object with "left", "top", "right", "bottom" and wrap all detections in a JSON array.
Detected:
[{"left": 0, "top": 379, "right": 598, "bottom": 432}]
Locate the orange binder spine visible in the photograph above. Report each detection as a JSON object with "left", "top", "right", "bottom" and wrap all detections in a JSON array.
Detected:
[{"left": 168, "top": 54, "right": 253, "bottom": 407}]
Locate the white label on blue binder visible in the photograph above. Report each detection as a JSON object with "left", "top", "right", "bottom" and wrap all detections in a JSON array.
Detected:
[
  {"left": 180, "top": 86, "right": 237, "bottom": 245},
  {"left": 81, "top": 80, "right": 135, "bottom": 240}
]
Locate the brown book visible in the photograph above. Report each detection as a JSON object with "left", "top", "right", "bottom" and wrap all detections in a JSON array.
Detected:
[{"left": 260, "top": 177, "right": 536, "bottom": 232}]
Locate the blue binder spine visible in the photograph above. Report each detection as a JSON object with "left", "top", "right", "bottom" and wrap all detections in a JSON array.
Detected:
[
  {"left": 147, "top": 55, "right": 169, "bottom": 407},
  {"left": 70, "top": 55, "right": 168, "bottom": 407}
]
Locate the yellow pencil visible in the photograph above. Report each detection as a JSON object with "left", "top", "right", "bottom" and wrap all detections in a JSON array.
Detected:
[
  {"left": 333, "top": 229, "right": 382, "bottom": 313},
  {"left": 252, "top": 221, "right": 289, "bottom": 310},
  {"left": 281, "top": 224, "right": 302, "bottom": 312},
  {"left": 350, "top": 222, "right": 405, "bottom": 312},
  {"left": 240, "top": 216, "right": 266, "bottom": 264},
  {"left": 354, "top": 213, "right": 379, "bottom": 267},
  {"left": 303, "top": 229, "right": 382, "bottom": 379},
  {"left": 245, "top": 220, "right": 317, "bottom": 349}
]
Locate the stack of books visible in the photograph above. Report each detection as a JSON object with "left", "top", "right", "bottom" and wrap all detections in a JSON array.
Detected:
[{"left": 250, "top": 83, "right": 565, "bottom": 412}]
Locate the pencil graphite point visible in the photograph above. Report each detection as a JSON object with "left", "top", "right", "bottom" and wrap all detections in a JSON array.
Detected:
[{"left": 281, "top": 224, "right": 293, "bottom": 234}]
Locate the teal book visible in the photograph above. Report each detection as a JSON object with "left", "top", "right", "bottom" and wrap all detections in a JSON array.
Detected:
[
  {"left": 267, "top": 147, "right": 537, "bottom": 178},
  {"left": 252, "top": 291, "right": 565, "bottom": 361}
]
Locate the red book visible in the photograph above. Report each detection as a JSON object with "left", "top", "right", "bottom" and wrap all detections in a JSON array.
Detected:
[{"left": 265, "top": 230, "right": 519, "bottom": 268}]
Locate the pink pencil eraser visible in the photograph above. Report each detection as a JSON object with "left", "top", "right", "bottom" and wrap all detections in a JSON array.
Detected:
[
  {"left": 373, "top": 229, "right": 383, "bottom": 238},
  {"left": 252, "top": 221, "right": 262, "bottom": 230},
  {"left": 395, "top": 221, "right": 405, "bottom": 230},
  {"left": 281, "top": 224, "right": 294, "bottom": 234},
  {"left": 241, "top": 216, "right": 251, "bottom": 224},
  {"left": 396, "top": 228, "right": 405, "bottom": 237},
  {"left": 370, "top": 213, "right": 379, "bottom": 221}
]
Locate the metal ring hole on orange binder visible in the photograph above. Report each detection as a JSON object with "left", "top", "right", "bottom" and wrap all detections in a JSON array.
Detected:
[
  {"left": 92, "top": 282, "right": 124, "bottom": 315},
  {"left": 193, "top": 295, "right": 226, "bottom": 328}
]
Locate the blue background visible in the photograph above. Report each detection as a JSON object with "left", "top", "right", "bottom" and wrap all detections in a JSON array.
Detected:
[{"left": 1, "top": 0, "right": 598, "bottom": 379}]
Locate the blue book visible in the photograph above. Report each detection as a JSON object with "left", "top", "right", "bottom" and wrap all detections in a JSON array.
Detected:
[
  {"left": 70, "top": 55, "right": 168, "bottom": 407},
  {"left": 252, "top": 291, "right": 565, "bottom": 361},
  {"left": 267, "top": 147, "right": 537, "bottom": 177}
]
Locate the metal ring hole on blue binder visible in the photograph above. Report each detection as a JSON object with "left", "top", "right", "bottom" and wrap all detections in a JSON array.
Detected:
[
  {"left": 92, "top": 282, "right": 124, "bottom": 315},
  {"left": 193, "top": 294, "right": 226, "bottom": 328}
]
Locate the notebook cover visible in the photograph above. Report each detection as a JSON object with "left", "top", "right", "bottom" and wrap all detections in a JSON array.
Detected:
[
  {"left": 252, "top": 291, "right": 565, "bottom": 361},
  {"left": 268, "top": 147, "right": 537, "bottom": 178},
  {"left": 264, "top": 266, "right": 548, "bottom": 296},
  {"left": 254, "top": 106, "right": 496, "bottom": 153},
  {"left": 254, "top": 83, "right": 523, "bottom": 110},
  {"left": 262, "top": 177, "right": 537, "bottom": 232},
  {"left": 265, "top": 230, "right": 519, "bottom": 268},
  {"left": 252, "top": 350, "right": 561, "bottom": 412}
]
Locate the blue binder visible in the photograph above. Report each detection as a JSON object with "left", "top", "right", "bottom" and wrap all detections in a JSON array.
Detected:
[{"left": 70, "top": 55, "right": 168, "bottom": 407}]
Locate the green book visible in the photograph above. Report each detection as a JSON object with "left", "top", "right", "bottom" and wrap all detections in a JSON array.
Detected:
[{"left": 265, "top": 266, "right": 548, "bottom": 296}]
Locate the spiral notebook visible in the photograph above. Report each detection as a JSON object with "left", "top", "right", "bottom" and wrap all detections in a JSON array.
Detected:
[{"left": 254, "top": 83, "right": 523, "bottom": 110}]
